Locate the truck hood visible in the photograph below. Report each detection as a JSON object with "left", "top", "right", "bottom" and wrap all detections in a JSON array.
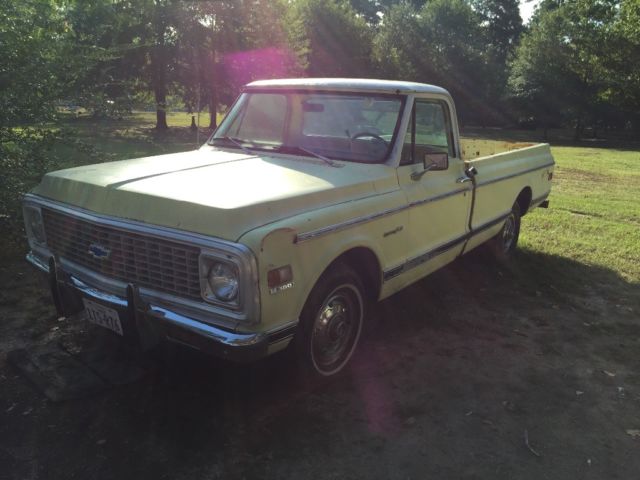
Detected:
[{"left": 33, "top": 146, "right": 398, "bottom": 241}]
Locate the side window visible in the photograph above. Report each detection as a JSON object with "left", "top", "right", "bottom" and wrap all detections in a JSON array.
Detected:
[{"left": 400, "top": 100, "right": 454, "bottom": 166}]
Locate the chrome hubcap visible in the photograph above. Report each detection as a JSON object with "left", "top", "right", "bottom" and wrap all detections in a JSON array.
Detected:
[{"left": 311, "top": 285, "right": 362, "bottom": 374}]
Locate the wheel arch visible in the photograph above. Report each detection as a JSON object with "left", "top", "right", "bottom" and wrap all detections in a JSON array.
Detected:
[
  {"left": 331, "top": 247, "right": 382, "bottom": 302},
  {"left": 515, "top": 186, "right": 533, "bottom": 216},
  {"left": 306, "top": 246, "right": 383, "bottom": 306}
]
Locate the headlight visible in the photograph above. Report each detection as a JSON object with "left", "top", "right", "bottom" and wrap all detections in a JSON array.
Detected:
[
  {"left": 197, "top": 245, "right": 258, "bottom": 321},
  {"left": 207, "top": 262, "right": 239, "bottom": 301},
  {"left": 200, "top": 254, "right": 241, "bottom": 306},
  {"left": 23, "top": 205, "right": 46, "bottom": 247}
]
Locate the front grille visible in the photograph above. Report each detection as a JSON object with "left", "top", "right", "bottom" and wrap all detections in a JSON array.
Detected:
[{"left": 42, "top": 208, "right": 202, "bottom": 301}]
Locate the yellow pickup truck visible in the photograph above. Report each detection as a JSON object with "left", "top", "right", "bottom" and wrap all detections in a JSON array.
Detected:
[{"left": 23, "top": 79, "right": 554, "bottom": 376}]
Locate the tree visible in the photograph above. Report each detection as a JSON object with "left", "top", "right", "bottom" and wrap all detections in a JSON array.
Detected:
[
  {"left": 286, "top": 0, "right": 372, "bottom": 77},
  {"left": 64, "top": 0, "right": 179, "bottom": 129},
  {"left": 472, "top": 0, "right": 523, "bottom": 108},
  {"left": 177, "top": 1, "right": 299, "bottom": 129},
  {"left": 373, "top": 0, "right": 490, "bottom": 124},
  {"left": 420, "top": 0, "right": 491, "bottom": 124},
  {"left": 148, "top": 0, "right": 173, "bottom": 129},
  {"left": 65, "top": 0, "right": 140, "bottom": 118},
  {"left": 602, "top": 0, "right": 640, "bottom": 132},
  {"left": 508, "top": 0, "right": 620, "bottom": 138},
  {"left": 473, "top": 0, "right": 523, "bottom": 61},
  {"left": 0, "top": 0, "right": 72, "bottom": 127},
  {"left": 371, "top": 2, "right": 425, "bottom": 80},
  {"left": 348, "top": 0, "right": 427, "bottom": 24},
  {"left": 1, "top": 0, "right": 82, "bottom": 244}
]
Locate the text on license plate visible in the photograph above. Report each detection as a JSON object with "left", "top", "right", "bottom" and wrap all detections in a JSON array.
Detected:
[{"left": 82, "top": 298, "right": 123, "bottom": 336}]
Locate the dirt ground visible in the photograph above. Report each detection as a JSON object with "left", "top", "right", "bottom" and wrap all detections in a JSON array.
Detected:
[{"left": 1, "top": 247, "right": 639, "bottom": 480}]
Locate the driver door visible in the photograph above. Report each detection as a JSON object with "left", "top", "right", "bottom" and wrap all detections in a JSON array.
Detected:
[{"left": 395, "top": 98, "right": 472, "bottom": 284}]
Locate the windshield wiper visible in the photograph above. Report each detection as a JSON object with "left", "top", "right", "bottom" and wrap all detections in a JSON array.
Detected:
[
  {"left": 277, "top": 145, "right": 342, "bottom": 168},
  {"left": 212, "top": 136, "right": 254, "bottom": 155}
]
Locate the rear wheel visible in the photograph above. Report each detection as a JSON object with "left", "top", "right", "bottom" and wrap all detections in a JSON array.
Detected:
[
  {"left": 296, "top": 264, "right": 365, "bottom": 377},
  {"left": 489, "top": 202, "right": 521, "bottom": 260}
]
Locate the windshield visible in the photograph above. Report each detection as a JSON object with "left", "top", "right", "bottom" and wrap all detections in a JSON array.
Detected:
[{"left": 210, "top": 90, "right": 405, "bottom": 164}]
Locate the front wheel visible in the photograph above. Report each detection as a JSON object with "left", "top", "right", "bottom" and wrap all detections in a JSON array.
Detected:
[
  {"left": 488, "top": 202, "right": 521, "bottom": 260},
  {"left": 296, "top": 264, "right": 365, "bottom": 377}
]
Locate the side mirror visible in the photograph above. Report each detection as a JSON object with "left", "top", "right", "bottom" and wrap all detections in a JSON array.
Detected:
[
  {"left": 424, "top": 152, "right": 448, "bottom": 171},
  {"left": 411, "top": 152, "right": 448, "bottom": 181}
]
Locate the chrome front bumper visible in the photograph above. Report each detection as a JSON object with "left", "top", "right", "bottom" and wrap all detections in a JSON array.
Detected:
[{"left": 27, "top": 253, "right": 296, "bottom": 363}]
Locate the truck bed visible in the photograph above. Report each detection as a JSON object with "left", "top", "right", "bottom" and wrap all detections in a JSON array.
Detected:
[
  {"left": 459, "top": 138, "right": 555, "bottom": 252},
  {"left": 460, "top": 138, "right": 539, "bottom": 160}
]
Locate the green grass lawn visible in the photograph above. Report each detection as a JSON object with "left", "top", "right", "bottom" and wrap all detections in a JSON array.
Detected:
[
  {"left": 3, "top": 116, "right": 639, "bottom": 307},
  {"left": 520, "top": 146, "right": 639, "bottom": 282},
  {"left": 515, "top": 145, "right": 639, "bottom": 314}
]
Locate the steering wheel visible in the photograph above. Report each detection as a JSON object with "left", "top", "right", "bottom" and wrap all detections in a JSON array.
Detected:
[{"left": 350, "top": 131, "right": 389, "bottom": 145}]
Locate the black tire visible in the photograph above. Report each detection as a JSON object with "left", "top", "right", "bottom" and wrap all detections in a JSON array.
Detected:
[
  {"left": 488, "top": 202, "right": 521, "bottom": 261},
  {"left": 295, "top": 263, "right": 366, "bottom": 377}
]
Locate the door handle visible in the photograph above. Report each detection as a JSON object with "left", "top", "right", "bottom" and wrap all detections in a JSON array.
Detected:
[{"left": 456, "top": 176, "right": 472, "bottom": 184}]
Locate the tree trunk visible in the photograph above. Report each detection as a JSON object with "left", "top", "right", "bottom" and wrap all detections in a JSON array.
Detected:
[
  {"left": 152, "top": 3, "right": 168, "bottom": 131},
  {"left": 209, "top": 85, "right": 217, "bottom": 130},
  {"left": 573, "top": 117, "right": 582, "bottom": 141},
  {"left": 154, "top": 88, "right": 168, "bottom": 130},
  {"left": 152, "top": 46, "right": 168, "bottom": 130}
]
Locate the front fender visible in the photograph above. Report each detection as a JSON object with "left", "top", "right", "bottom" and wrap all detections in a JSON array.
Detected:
[{"left": 239, "top": 220, "right": 390, "bottom": 333}]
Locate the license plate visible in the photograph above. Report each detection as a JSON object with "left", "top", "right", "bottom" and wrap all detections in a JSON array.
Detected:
[{"left": 83, "top": 298, "right": 123, "bottom": 336}]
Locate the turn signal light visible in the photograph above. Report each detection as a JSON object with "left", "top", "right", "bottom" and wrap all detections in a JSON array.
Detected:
[{"left": 267, "top": 265, "right": 293, "bottom": 292}]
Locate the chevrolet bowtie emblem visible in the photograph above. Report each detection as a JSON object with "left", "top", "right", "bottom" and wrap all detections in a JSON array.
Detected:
[{"left": 88, "top": 243, "right": 111, "bottom": 260}]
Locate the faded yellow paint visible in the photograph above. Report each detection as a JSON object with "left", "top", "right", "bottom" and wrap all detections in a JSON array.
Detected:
[{"left": 33, "top": 147, "right": 399, "bottom": 242}]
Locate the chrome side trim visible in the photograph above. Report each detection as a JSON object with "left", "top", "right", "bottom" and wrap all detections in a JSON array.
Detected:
[
  {"left": 23, "top": 194, "right": 260, "bottom": 326},
  {"left": 383, "top": 211, "right": 510, "bottom": 282},
  {"left": 261, "top": 320, "right": 298, "bottom": 343},
  {"left": 295, "top": 187, "right": 470, "bottom": 243},
  {"left": 476, "top": 162, "right": 555, "bottom": 188},
  {"left": 408, "top": 187, "right": 470, "bottom": 208},
  {"left": 295, "top": 204, "right": 407, "bottom": 243},
  {"left": 469, "top": 210, "right": 512, "bottom": 235},
  {"left": 403, "top": 234, "right": 466, "bottom": 272},
  {"left": 295, "top": 163, "right": 552, "bottom": 243},
  {"left": 383, "top": 233, "right": 467, "bottom": 281}
]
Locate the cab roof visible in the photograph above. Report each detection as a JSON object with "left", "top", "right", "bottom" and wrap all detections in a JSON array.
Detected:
[{"left": 245, "top": 78, "right": 450, "bottom": 96}]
